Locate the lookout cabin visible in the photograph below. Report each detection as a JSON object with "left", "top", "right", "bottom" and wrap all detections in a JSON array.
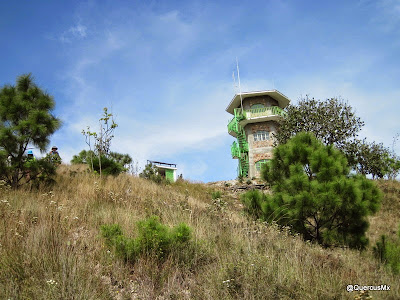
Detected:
[
  {"left": 226, "top": 90, "right": 291, "bottom": 178},
  {"left": 147, "top": 160, "right": 177, "bottom": 182}
]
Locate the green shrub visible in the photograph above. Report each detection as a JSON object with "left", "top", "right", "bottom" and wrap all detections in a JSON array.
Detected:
[
  {"left": 373, "top": 225, "right": 400, "bottom": 274},
  {"left": 100, "top": 216, "right": 193, "bottom": 263},
  {"left": 211, "top": 190, "right": 222, "bottom": 200},
  {"left": 91, "top": 155, "right": 125, "bottom": 176},
  {"left": 241, "top": 190, "right": 266, "bottom": 220},
  {"left": 100, "top": 224, "right": 123, "bottom": 247},
  {"left": 71, "top": 150, "right": 131, "bottom": 176}
]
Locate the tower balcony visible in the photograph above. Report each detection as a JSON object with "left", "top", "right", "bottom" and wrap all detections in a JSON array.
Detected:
[{"left": 227, "top": 106, "right": 287, "bottom": 137}]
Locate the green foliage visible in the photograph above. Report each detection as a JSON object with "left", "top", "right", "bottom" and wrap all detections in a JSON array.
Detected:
[
  {"left": 274, "top": 96, "right": 399, "bottom": 179},
  {"left": 81, "top": 107, "right": 120, "bottom": 177},
  {"left": 211, "top": 190, "right": 222, "bottom": 200},
  {"left": 71, "top": 150, "right": 132, "bottom": 176},
  {"left": 100, "top": 224, "right": 123, "bottom": 248},
  {"left": 24, "top": 154, "right": 58, "bottom": 188},
  {"left": 82, "top": 108, "right": 117, "bottom": 157},
  {"left": 275, "top": 97, "right": 364, "bottom": 149},
  {"left": 109, "top": 152, "right": 132, "bottom": 169},
  {"left": 373, "top": 225, "right": 400, "bottom": 274},
  {"left": 91, "top": 155, "right": 124, "bottom": 176},
  {"left": 100, "top": 216, "right": 193, "bottom": 263},
  {"left": 0, "top": 74, "right": 61, "bottom": 188},
  {"left": 139, "top": 163, "right": 164, "bottom": 184},
  {"left": 242, "top": 132, "right": 382, "bottom": 249},
  {"left": 71, "top": 150, "right": 94, "bottom": 165},
  {"left": 344, "top": 139, "right": 400, "bottom": 179},
  {"left": 241, "top": 190, "right": 266, "bottom": 220}
]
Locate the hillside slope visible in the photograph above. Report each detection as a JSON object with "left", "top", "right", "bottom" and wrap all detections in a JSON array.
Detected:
[{"left": 0, "top": 165, "right": 399, "bottom": 299}]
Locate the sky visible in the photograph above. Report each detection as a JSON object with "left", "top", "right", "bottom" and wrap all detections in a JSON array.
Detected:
[{"left": 0, "top": 0, "right": 399, "bottom": 182}]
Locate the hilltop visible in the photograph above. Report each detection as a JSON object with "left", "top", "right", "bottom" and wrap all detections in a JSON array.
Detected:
[{"left": 0, "top": 165, "right": 399, "bottom": 299}]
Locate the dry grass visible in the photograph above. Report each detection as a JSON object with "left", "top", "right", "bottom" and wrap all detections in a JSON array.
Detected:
[
  {"left": 0, "top": 164, "right": 399, "bottom": 299},
  {"left": 368, "top": 180, "right": 400, "bottom": 245}
]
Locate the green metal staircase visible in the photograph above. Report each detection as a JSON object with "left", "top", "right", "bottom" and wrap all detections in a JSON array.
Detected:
[
  {"left": 228, "top": 110, "right": 249, "bottom": 178},
  {"left": 227, "top": 105, "right": 287, "bottom": 178}
]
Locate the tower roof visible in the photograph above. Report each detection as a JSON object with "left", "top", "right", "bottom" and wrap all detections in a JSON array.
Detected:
[{"left": 226, "top": 90, "right": 290, "bottom": 115}]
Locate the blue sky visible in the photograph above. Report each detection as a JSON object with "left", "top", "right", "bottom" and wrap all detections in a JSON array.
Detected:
[{"left": 1, "top": 0, "right": 399, "bottom": 182}]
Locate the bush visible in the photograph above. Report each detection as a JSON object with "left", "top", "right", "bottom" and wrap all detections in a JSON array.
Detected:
[
  {"left": 242, "top": 132, "right": 382, "bottom": 249},
  {"left": 91, "top": 155, "right": 124, "bottom": 176},
  {"left": 211, "top": 190, "right": 222, "bottom": 200},
  {"left": 24, "top": 154, "right": 58, "bottom": 188},
  {"left": 100, "top": 216, "right": 193, "bottom": 263},
  {"left": 71, "top": 150, "right": 131, "bottom": 176},
  {"left": 241, "top": 190, "right": 266, "bottom": 220}
]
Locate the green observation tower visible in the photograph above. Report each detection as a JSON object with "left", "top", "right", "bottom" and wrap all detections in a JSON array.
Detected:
[{"left": 226, "top": 90, "right": 291, "bottom": 178}]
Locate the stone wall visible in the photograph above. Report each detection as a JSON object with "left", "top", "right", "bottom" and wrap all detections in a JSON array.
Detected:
[{"left": 245, "top": 121, "right": 278, "bottom": 178}]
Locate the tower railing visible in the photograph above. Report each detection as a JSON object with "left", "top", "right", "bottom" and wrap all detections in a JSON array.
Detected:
[
  {"left": 232, "top": 106, "right": 287, "bottom": 120},
  {"left": 228, "top": 106, "right": 286, "bottom": 131}
]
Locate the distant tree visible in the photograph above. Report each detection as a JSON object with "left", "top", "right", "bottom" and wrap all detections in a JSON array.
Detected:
[
  {"left": 275, "top": 97, "right": 364, "bottom": 149},
  {"left": 275, "top": 96, "right": 400, "bottom": 178},
  {"left": 91, "top": 155, "right": 125, "bottom": 176},
  {"left": 344, "top": 139, "right": 400, "bottom": 179},
  {"left": 139, "top": 163, "right": 163, "bottom": 184},
  {"left": 71, "top": 150, "right": 94, "bottom": 165},
  {"left": 385, "top": 154, "right": 400, "bottom": 180},
  {"left": 80, "top": 107, "right": 121, "bottom": 176},
  {"left": 242, "top": 132, "right": 381, "bottom": 249},
  {"left": 71, "top": 149, "right": 132, "bottom": 176},
  {"left": 109, "top": 152, "right": 132, "bottom": 170},
  {"left": 0, "top": 74, "right": 61, "bottom": 188},
  {"left": 82, "top": 107, "right": 117, "bottom": 175}
]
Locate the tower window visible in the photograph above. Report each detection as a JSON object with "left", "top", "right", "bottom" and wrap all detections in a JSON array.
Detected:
[
  {"left": 251, "top": 103, "right": 265, "bottom": 109},
  {"left": 255, "top": 159, "right": 270, "bottom": 171},
  {"left": 254, "top": 130, "right": 269, "bottom": 141}
]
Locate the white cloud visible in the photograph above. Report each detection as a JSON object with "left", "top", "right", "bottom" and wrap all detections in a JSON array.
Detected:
[
  {"left": 58, "top": 23, "right": 88, "bottom": 43},
  {"left": 69, "top": 24, "right": 87, "bottom": 38}
]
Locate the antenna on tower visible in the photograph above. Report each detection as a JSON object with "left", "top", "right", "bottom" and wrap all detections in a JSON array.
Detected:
[
  {"left": 232, "top": 71, "right": 237, "bottom": 92},
  {"left": 236, "top": 57, "right": 243, "bottom": 111}
]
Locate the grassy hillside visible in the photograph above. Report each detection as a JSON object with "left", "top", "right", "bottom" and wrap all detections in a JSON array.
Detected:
[{"left": 0, "top": 165, "right": 399, "bottom": 299}]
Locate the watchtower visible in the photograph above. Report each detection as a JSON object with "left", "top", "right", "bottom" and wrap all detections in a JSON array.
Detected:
[{"left": 226, "top": 90, "right": 291, "bottom": 178}]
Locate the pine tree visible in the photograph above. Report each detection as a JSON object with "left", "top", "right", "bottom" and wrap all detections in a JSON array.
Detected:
[
  {"left": 0, "top": 74, "right": 61, "bottom": 188},
  {"left": 243, "top": 132, "right": 382, "bottom": 249}
]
